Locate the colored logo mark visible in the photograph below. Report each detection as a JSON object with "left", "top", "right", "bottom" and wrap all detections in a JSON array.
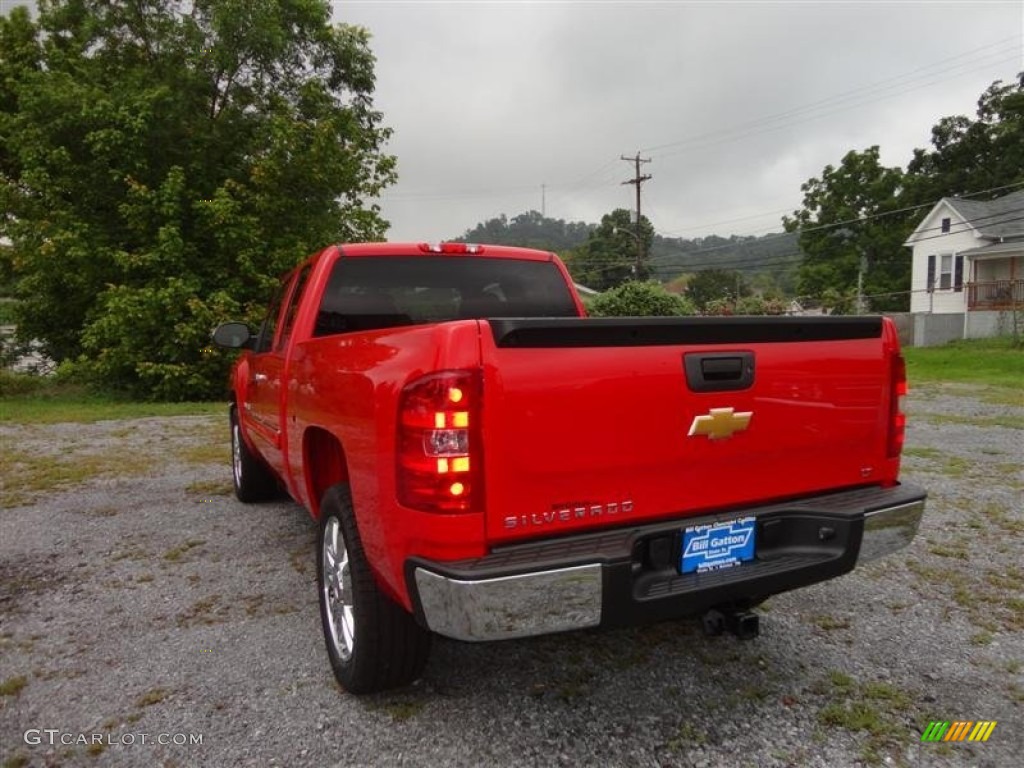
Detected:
[
  {"left": 921, "top": 721, "right": 997, "bottom": 742},
  {"left": 687, "top": 408, "right": 752, "bottom": 440}
]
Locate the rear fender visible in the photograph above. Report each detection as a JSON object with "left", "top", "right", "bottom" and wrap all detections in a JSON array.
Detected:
[
  {"left": 303, "top": 427, "right": 350, "bottom": 520},
  {"left": 302, "top": 427, "right": 411, "bottom": 606}
]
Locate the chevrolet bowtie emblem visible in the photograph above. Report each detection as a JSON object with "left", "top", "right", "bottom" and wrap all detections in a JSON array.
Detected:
[{"left": 688, "top": 408, "right": 753, "bottom": 440}]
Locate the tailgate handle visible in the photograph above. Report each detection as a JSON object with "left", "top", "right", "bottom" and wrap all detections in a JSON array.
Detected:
[
  {"left": 702, "top": 357, "right": 743, "bottom": 380},
  {"left": 684, "top": 351, "right": 754, "bottom": 392}
]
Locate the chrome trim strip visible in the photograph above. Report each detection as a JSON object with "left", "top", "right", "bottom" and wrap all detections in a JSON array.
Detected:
[
  {"left": 414, "top": 564, "right": 602, "bottom": 642},
  {"left": 858, "top": 499, "right": 925, "bottom": 563}
]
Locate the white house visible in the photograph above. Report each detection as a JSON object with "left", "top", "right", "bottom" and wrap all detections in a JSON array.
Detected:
[{"left": 904, "top": 188, "right": 1024, "bottom": 341}]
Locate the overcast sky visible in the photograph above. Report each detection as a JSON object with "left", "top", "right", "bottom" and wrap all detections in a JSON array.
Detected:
[{"left": 335, "top": 1, "right": 1023, "bottom": 243}]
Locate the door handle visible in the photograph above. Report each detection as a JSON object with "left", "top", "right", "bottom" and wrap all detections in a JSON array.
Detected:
[{"left": 254, "top": 373, "right": 268, "bottom": 383}]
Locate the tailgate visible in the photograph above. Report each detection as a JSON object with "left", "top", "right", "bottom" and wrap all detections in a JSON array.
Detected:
[{"left": 479, "top": 316, "right": 896, "bottom": 545}]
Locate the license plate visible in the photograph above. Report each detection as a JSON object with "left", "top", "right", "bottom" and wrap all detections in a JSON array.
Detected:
[{"left": 681, "top": 516, "right": 756, "bottom": 574}]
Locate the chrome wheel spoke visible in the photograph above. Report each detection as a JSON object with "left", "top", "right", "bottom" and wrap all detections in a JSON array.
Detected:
[
  {"left": 333, "top": 603, "right": 348, "bottom": 639},
  {"left": 324, "top": 540, "right": 341, "bottom": 596},
  {"left": 341, "top": 605, "right": 355, "bottom": 652},
  {"left": 337, "top": 549, "right": 351, "bottom": 601},
  {"left": 321, "top": 517, "right": 354, "bottom": 660},
  {"left": 231, "top": 422, "right": 243, "bottom": 483}
]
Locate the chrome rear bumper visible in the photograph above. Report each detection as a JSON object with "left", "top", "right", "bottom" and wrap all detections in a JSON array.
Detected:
[
  {"left": 857, "top": 499, "right": 926, "bottom": 563},
  {"left": 414, "top": 565, "right": 602, "bottom": 642},
  {"left": 410, "top": 484, "right": 926, "bottom": 643}
]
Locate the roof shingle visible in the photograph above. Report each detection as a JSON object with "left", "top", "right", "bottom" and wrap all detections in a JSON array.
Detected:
[{"left": 944, "top": 188, "right": 1024, "bottom": 238}]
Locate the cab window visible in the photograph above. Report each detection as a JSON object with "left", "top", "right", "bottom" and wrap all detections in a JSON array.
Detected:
[
  {"left": 254, "top": 281, "right": 288, "bottom": 353},
  {"left": 315, "top": 256, "right": 577, "bottom": 337},
  {"left": 276, "top": 265, "right": 314, "bottom": 351}
]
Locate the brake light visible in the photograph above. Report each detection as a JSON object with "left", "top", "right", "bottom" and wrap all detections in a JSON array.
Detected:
[
  {"left": 397, "top": 370, "right": 483, "bottom": 513},
  {"left": 417, "top": 242, "right": 484, "bottom": 255},
  {"left": 887, "top": 353, "right": 907, "bottom": 459}
]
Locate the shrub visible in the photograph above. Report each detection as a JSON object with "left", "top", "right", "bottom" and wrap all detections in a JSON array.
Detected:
[
  {"left": 587, "top": 281, "right": 697, "bottom": 317},
  {"left": 0, "top": 370, "right": 46, "bottom": 397}
]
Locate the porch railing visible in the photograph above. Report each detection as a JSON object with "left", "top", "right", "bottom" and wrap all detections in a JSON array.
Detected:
[{"left": 966, "top": 279, "right": 1024, "bottom": 310}]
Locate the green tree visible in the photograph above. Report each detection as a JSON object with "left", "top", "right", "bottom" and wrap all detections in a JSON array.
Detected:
[
  {"left": 568, "top": 209, "right": 654, "bottom": 291},
  {"left": 686, "top": 268, "right": 750, "bottom": 313},
  {"left": 784, "top": 147, "right": 911, "bottom": 313},
  {"left": 820, "top": 287, "right": 857, "bottom": 316},
  {"left": 0, "top": 0, "right": 394, "bottom": 399},
  {"left": 783, "top": 77, "right": 1023, "bottom": 315},
  {"left": 905, "top": 77, "right": 1024, "bottom": 204},
  {"left": 747, "top": 271, "right": 786, "bottom": 302},
  {"left": 588, "top": 280, "right": 695, "bottom": 317}
]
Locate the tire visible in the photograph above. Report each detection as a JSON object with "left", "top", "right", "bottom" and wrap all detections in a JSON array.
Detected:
[
  {"left": 317, "top": 484, "right": 432, "bottom": 694},
  {"left": 229, "top": 405, "right": 279, "bottom": 503}
]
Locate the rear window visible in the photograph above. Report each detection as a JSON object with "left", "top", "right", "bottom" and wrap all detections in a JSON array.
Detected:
[{"left": 314, "top": 256, "right": 578, "bottom": 337}]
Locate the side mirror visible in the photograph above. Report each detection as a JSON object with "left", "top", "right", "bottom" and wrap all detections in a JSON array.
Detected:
[{"left": 211, "top": 322, "right": 254, "bottom": 349}]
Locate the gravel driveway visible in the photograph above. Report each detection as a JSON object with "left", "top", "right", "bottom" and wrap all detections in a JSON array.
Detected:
[{"left": 1, "top": 384, "right": 1021, "bottom": 767}]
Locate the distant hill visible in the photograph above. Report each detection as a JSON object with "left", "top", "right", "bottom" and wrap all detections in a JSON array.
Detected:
[
  {"left": 649, "top": 232, "right": 802, "bottom": 291},
  {"left": 452, "top": 211, "right": 802, "bottom": 293},
  {"left": 454, "top": 210, "right": 594, "bottom": 253}
]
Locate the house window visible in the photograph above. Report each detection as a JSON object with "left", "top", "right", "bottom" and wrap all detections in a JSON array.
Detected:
[
  {"left": 928, "top": 253, "right": 963, "bottom": 292},
  {"left": 941, "top": 217, "right": 951, "bottom": 233}
]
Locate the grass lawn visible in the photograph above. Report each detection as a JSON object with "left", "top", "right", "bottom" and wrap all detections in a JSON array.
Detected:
[
  {"left": 0, "top": 337, "right": 1020, "bottom": 425},
  {"left": 0, "top": 376, "right": 223, "bottom": 424},
  {"left": 904, "top": 337, "right": 1023, "bottom": 391}
]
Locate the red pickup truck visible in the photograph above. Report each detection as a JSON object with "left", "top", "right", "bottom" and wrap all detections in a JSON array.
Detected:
[{"left": 213, "top": 241, "right": 926, "bottom": 694}]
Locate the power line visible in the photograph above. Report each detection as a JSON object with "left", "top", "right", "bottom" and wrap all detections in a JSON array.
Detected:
[
  {"left": 551, "top": 157, "right": 622, "bottom": 193},
  {"left": 647, "top": 52, "right": 1019, "bottom": 165},
  {"left": 578, "top": 205, "right": 1024, "bottom": 279},
  {"left": 638, "top": 189, "right": 663, "bottom": 226},
  {"left": 640, "top": 37, "right": 1021, "bottom": 158},
  {"left": 383, "top": 185, "right": 540, "bottom": 203},
  {"left": 652, "top": 208, "right": 1024, "bottom": 274},
  {"left": 654, "top": 179, "right": 1024, "bottom": 246},
  {"left": 655, "top": 206, "right": 797, "bottom": 237},
  {"left": 906, "top": 209, "right": 1024, "bottom": 244},
  {"left": 381, "top": 37, "right": 1019, "bottom": 214},
  {"left": 582, "top": 250, "right": 804, "bottom": 278}
]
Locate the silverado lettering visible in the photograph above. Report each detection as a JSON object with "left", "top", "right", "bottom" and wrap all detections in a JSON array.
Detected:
[
  {"left": 212, "top": 241, "right": 927, "bottom": 695},
  {"left": 504, "top": 500, "right": 635, "bottom": 529}
]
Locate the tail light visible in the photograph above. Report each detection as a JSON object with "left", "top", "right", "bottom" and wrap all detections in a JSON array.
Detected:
[
  {"left": 397, "top": 370, "right": 483, "bottom": 513},
  {"left": 887, "top": 353, "right": 907, "bottom": 459}
]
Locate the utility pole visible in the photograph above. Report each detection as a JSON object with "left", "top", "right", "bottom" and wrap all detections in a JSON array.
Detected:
[
  {"left": 621, "top": 153, "right": 652, "bottom": 278},
  {"left": 856, "top": 251, "right": 868, "bottom": 314},
  {"left": 856, "top": 264, "right": 864, "bottom": 314},
  {"left": 541, "top": 183, "right": 546, "bottom": 218}
]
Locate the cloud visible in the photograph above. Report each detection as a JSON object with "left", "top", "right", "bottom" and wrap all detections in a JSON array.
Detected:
[{"left": 337, "top": 1, "right": 1022, "bottom": 243}]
